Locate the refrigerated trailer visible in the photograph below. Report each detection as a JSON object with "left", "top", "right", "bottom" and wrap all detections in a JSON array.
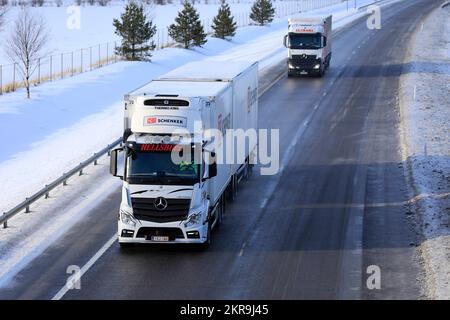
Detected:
[
  {"left": 110, "top": 61, "right": 258, "bottom": 248},
  {"left": 284, "top": 15, "right": 332, "bottom": 77}
]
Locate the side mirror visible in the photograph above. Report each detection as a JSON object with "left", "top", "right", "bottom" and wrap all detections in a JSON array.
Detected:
[
  {"left": 283, "top": 35, "right": 288, "bottom": 48},
  {"left": 110, "top": 148, "right": 123, "bottom": 179}
]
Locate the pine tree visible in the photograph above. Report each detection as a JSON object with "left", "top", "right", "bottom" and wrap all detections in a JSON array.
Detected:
[
  {"left": 168, "top": 1, "right": 207, "bottom": 49},
  {"left": 212, "top": 0, "right": 236, "bottom": 40},
  {"left": 113, "top": 1, "right": 156, "bottom": 61},
  {"left": 250, "top": 0, "right": 275, "bottom": 26}
]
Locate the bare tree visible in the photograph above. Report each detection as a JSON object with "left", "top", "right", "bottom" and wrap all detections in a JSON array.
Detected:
[
  {"left": 5, "top": 8, "right": 49, "bottom": 98},
  {"left": 0, "top": 4, "right": 8, "bottom": 31}
]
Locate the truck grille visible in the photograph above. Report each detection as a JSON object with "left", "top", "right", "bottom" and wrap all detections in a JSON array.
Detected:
[
  {"left": 131, "top": 197, "right": 190, "bottom": 223},
  {"left": 290, "top": 54, "right": 319, "bottom": 67}
]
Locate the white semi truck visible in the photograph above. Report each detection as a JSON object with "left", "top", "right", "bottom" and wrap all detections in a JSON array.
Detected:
[
  {"left": 110, "top": 61, "right": 258, "bottom": 248},
  {"left": 283, "top": 15, "right": 332, "bottom": 77}
]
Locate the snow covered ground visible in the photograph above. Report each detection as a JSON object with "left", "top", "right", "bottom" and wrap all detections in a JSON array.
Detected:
[
  {"left": 399, "top": 3, "right": 450, "bottom": 299},
  {"left": 0, "top": 0, "right": 387, "bottom": 287}
]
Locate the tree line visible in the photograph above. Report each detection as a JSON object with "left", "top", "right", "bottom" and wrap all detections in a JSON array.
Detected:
[{"left": 115, "top": 0, "right": 276, "bottom": 60}]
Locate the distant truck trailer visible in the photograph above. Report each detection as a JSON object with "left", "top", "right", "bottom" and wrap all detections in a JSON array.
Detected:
[{"left": 283, "top": 15, "right": 332, "bottom": 77}]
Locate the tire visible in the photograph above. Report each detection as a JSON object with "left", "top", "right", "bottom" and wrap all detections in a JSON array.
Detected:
[
  {"left": 214, "top": 198, "right": 223, "bottom": 228},
  {"left": 227, "top": 175, "right": 237, "bottom": 202},
  {"left": 200, "top": 222, "right": 211, "bottom": 250}
]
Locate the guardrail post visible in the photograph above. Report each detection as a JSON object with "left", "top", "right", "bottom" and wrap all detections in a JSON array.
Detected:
[
  {"left": 3, "top": 213, "right": 7, "bottom": 229},
  {"left": 45, "top": 185, "right": 49, "bottom": 199},
  {"left": 25, "top": 202, "right": 30, "bottom": 213},
  {"left": 79, "top": 168, "right": 83, "bottom": 176}
]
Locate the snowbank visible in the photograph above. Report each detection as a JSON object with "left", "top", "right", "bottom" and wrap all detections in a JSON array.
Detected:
[{"left": 399, "top": 3, "right": 450, "bottom": 299}]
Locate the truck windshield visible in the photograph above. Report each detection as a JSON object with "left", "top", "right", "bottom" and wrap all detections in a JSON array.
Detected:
[
  {"left": 126, "top": 149, "right": 200, "bottom": 185},
  {"left": 289, "top": 33, "right": 322, "bottom": 49}
]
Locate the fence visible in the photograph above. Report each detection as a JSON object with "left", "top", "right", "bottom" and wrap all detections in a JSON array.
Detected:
[
  {"left": 0, "top": 41, "right": 118, "bottom": 95},
  {"left": 0, "top": 0, "right": 344, "bottom": 95}
]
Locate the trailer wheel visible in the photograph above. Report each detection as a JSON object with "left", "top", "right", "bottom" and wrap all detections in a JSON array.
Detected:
[{"left": 227, "top": 175, "right": 237, "bottom": 202}]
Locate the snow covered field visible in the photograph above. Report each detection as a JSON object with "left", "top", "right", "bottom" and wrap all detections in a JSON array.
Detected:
[
  {"left": 399, "top": 3, "right": 450, "bottom": 299},
  {"left": 0, "top": 0, "right": 385, "bottom": 286}
]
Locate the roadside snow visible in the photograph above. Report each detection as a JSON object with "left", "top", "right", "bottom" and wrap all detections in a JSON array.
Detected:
[{"left": 399, "top": 4, "right": 450, "bottom": 299}]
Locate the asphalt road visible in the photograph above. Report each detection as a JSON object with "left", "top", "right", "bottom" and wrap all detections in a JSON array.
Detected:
[{"left": 0, "top": 0, "right": 441, "bottom": 300}]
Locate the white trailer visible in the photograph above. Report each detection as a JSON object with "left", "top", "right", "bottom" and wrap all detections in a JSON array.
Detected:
[
  {"left": 283, "top": 15, "right": 332, "bottom": 77},
  {"left": 110, "top": 61, "right": 258, "bottom": 248}
]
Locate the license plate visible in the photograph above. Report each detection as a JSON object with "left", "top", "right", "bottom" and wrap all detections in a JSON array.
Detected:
[
  {"left": 300, "top": 71, "right": 308, "bottom": 74},
  {"left": 150, "top": 235, "right": 169, "bottom": 242}
]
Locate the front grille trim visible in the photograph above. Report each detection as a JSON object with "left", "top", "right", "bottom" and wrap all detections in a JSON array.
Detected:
[{"left": 131, "top": 197, "right": 190, "bottom": 223}]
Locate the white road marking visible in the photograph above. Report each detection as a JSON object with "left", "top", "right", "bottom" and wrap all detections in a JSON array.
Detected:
[
  {"left": 51, "top": 233, "right": 117, "bottom": 300},
  {"left": 413, "top": 85, "right": 416, "bottom": 101},
  {"left": 238, "top": 242, "right": 247, "bottom": 257}
]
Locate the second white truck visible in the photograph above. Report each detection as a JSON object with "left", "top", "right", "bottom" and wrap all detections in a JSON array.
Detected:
[
  {"left": 110, "top": 61, "right": 258, "bottom": 248},
  {"left": 283, "top": 15, "right": 332, "bottom": 77}
]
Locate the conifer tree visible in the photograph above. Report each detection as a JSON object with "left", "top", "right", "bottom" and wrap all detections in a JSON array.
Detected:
[
  {"left": 212, "top": 0, "right": 236, "bottom": 40},
  {"left": 250, "top": 0, "right": 275, "bottom": 26},
  {"left": 168, "top": 1, "right": 207, "bottom": 49},
  {"left": 113, "top": 1, "right": 156, "bottom": 60}
]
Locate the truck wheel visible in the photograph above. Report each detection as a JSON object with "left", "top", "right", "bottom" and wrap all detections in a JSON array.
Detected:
[
  {"left": 200, "top": 223, "right": 211, "bottom": 250},
  {"left": 215, "top": 199, "right": 223, "bottom": 228}
]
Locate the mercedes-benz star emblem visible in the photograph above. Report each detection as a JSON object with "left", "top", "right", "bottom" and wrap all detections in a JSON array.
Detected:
[{"left": 154, "top": 197, "right": 168, "bottom": 211}]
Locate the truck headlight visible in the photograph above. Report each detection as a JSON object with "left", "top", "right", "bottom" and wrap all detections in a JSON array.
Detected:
[
  {"left": 185, "top": 212, "right": 202, "bottom": 228},
  {"left": 288, "top": 62, "right": 295, "bottom": 69},
  {"left": 314, "top": 64, "right": 321, "bottom": 69},
  {"left": 120, "top": 210, "right": 137, "bottom": 227}
]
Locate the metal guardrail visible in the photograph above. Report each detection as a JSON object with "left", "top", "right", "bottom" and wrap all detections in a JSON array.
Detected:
[{"left": 1, "top": 137, "right": 122, "bottom": 229}]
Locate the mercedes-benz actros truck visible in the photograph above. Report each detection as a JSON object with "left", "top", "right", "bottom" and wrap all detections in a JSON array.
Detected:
[
  {"left": 109, "top": 61, "right": 258, "bottom": 248},
  {"left": 283, "top": 15, "right": 332, "bottom": 77}
]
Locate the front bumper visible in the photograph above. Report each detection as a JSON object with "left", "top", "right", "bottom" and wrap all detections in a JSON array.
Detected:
[
  {"left": 288, "top": 58, "right": 321, "bottom": 74},
  {"left": 118, "top": 219, "right": 208, "bottom": 244}
]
